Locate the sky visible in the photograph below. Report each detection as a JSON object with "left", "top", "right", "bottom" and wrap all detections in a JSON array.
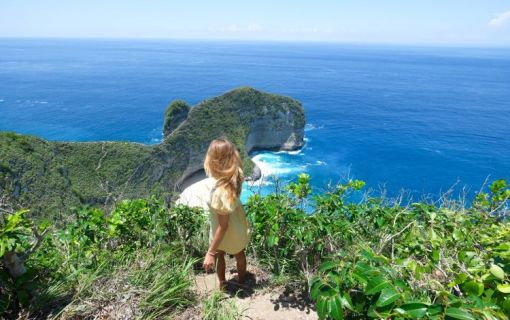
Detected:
[{"left": 1, "top": 0, "right": 510, "bottom": 46}]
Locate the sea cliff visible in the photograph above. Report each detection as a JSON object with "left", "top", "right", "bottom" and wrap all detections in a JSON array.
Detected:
[{"left": 0, "top": 87, "right": 305, "bottom": 216}]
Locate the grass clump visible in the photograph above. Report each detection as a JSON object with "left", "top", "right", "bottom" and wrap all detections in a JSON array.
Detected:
[{"left": 203, "top": 291, "right": 244, "bottom": 320}]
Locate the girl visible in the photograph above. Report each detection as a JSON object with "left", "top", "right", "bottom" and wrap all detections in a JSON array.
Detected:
[{"left": 202, "top": 138, "right": 250, "bottom": 289}]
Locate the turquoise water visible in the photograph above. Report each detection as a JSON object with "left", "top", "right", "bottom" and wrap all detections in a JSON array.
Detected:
[{"left": 0, "top": 39, "right": 509, "bottom": 201}]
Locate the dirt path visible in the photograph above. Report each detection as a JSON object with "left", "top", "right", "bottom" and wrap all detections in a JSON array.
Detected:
[{"left": 186, "top": 259, "right": 318, "bottom": 320}]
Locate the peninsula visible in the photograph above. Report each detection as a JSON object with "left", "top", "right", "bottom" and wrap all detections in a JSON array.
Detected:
[{"left": 0, "top": 87, "right": 305, "bottom": 216}]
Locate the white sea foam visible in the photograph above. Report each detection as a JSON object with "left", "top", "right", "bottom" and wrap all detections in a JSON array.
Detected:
[
  {"left": 305, "top": 123, "right": 324, "bottom": 132},
  {"left": 147, "top": 129, "right": 163, "bottom": 145},
  {"left": 252, "top": 154, "right": 288, "bottom": 175},
  {"left": 274, "top": 149, "right": 303, "bottom": 156},
  {"left": 248, "top": 152, "right": 310, "bottom": 187}
]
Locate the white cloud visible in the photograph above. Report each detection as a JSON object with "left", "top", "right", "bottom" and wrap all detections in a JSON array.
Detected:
[
  {"left": 247, "top": 23, "right": 262, "bottom": 32},
  {"left": 225, "top": 23, "right": 262, "bottom": 33},
  {"left": 227, "top": 24, "right": 239, "bottom": 32},
  {"left": 488, "top": 11, "right": 510, "bottom": 27}
]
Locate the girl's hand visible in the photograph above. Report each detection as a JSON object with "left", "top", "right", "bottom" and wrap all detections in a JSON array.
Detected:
[{"left": 203, "top": 252, "right": 215, "bottom": 271}]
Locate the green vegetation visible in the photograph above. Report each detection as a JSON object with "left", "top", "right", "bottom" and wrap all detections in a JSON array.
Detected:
[
  {"left": 163, "top": 100, "right": 190, "bottom": 137},
  {"left": 202, "top": 291, "right": 244, "bottom": 320},
  {"left": 0, "top": 132, "right": 153, "bottom": 218},
  {"left": 246, "top": 175, "right": 510, "bottom": 319},
  {"left": 1, "top": 175, "right": 508, "bottom": 319},
  {"left": 1, "top": 197, "right": 207, "bottom": 319},
  {"left": 0, "top": 87, "right": 305, "bottom": 216}
]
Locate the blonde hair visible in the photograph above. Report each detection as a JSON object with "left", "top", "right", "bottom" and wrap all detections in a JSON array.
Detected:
[{"left": 204, "top": 138, "right": 244, "bottom": 203}]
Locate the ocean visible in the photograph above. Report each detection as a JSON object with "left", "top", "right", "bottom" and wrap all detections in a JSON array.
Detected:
[{"left": 1, "top": 38, "right": 509, "bottom": 203}]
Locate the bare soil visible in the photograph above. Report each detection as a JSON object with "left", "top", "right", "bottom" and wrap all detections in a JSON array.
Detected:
[{"left": 180, "top": 257, "right": 318, "bottom": 320}]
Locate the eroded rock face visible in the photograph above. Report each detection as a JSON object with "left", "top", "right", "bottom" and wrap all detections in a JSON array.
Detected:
[{"left": 246, "top": 114, "right": 305, "bottom": 152}]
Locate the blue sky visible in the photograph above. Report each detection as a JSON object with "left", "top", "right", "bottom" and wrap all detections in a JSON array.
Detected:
[{"left": 1, "top": 0, "right": 510, "bottom": 46}]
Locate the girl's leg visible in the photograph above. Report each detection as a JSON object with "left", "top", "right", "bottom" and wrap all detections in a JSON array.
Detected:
[
  {"left": 234, "top": 250, "right": 246, "bottom": 284},
  {"left": 216, "top": 250, "right": 226, "bottom": 289}
]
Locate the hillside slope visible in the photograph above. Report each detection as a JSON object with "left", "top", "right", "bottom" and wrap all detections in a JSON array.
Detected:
[{"left": 0, "top": 87, "right": 305, "bottom": 216}]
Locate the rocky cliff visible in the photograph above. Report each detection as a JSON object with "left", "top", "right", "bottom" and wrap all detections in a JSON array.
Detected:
[{"left": 0, "top": 87, "right": 305, "bottom": 216}]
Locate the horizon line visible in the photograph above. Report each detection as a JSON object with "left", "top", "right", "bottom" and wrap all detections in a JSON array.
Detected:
[{"left": 1, "top": 35, "right": 510, "bottom": 50}]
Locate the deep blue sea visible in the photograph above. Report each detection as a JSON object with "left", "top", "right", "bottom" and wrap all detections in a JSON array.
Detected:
[{"left": 1, "top": 39, "right": 509, "bottom": 202}]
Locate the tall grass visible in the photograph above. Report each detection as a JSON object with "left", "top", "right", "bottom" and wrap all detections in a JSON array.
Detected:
[{"left": 203, "top": 291, "right": 244, "bottom": 320}]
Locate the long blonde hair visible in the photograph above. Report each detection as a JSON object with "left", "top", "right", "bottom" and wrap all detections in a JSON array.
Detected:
[{"left": 204, "top": 138, "right": 244, "bottom": 203}]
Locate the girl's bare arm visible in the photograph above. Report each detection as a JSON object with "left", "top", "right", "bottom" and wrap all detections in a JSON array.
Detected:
[{"left": 203, "top": 214, "right": 229, "bottom": 270}]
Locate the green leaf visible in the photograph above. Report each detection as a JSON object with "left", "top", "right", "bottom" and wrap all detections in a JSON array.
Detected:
[
  {"left": 354, "top": 261, "right": 372, "bottom": 274},
  {"left": 496, "top": 284, "right": 510, "bottom": 293},
  {"left": 329, "top": 296, "right": 344, "bottom": 320},
  {"left": 445, "top": 307, "right": 475, "bottom": 320},
  {"left": 319, "top": 261, "right": 337, "bottom": 272},
  {"left": 310, "top": 283, "right": 320, "bottom": 300},
  {"left": 352, "top": 267, "right": 369, "bottom": 284},
  {"left": 376, "top": 287, "right": 401, "bottom": 307},
  {"left": 340, "top": 293, "right": 354, "bottom": 311},
  {"left": 317, "top": 298, "right": 328, "bottom": 320},
  {"left": 427, "top": 304, "right": 443, "bottom": 316},
  {"left": 454, "top": 273, "right": 468, "bottom": 285},
  {"left": 462, "top": 281, "right": 484, "bottom": 296},
  {"left": 481, "top": 310, "right": 498, "bottom": 320},
  {"left": 368, "top": 304, "right": 393, "bottom": 318},
  {"left": 503, "top": 298, "right": 510, "bottom": 313},
  {"left": 432, "top": 248, "right": 440, "bottom": 262},
  {"left": 495, "top": 243, "right": 510, "bottom": 251},
  {"left": 489, "top": 264, "right": 505, "bottom": 280},
  {"left": 453, "top": 229, "right": 463, "bottom": 241},
  {"left": 400, "top": 302, "right": 428, "bottom": 319},
  {"left": 365, "top": 275, "right": 390, "bottom": 295}
]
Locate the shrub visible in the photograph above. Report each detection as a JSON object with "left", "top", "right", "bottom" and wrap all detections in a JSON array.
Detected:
[
  {"left": 1, "top": 198, "right": 207, "bottom": 319},
  {"left": 245, "top": 176, "right": 509, "bottom": 319}
]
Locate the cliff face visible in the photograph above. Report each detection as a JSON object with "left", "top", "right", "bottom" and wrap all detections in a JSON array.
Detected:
[
  {"left": 0, "top": 87, "right": 305, "bottom": 215},
  {"left": 246, "top": 113, "right": 304, "bottom": 152}
]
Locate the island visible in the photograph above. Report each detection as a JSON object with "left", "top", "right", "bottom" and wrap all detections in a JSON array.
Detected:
[{"left": 0, "top": 87, "right": 305, "bottom": 216}]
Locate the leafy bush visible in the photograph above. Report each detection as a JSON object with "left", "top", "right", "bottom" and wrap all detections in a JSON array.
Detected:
[
  {"left": 168, "top": 204, "right": 208, "bottom": 254},
  {"left": 1, "top": 199, "right": 207, "bottom": 319},
  {"left": 0, "top": 210, "right": 34, "bottom": 316},
  {"left": 246, "top": 174, "right": 365, "bottom": 277},
  {"left": 245, "top": 176, "right": 509, "bottom": 319},
  {"left": 108, "top": 196, "right": 171, "bottom": 248},
  {"left": 0, "top": 210, "right": 33, "bottom": 258}
]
